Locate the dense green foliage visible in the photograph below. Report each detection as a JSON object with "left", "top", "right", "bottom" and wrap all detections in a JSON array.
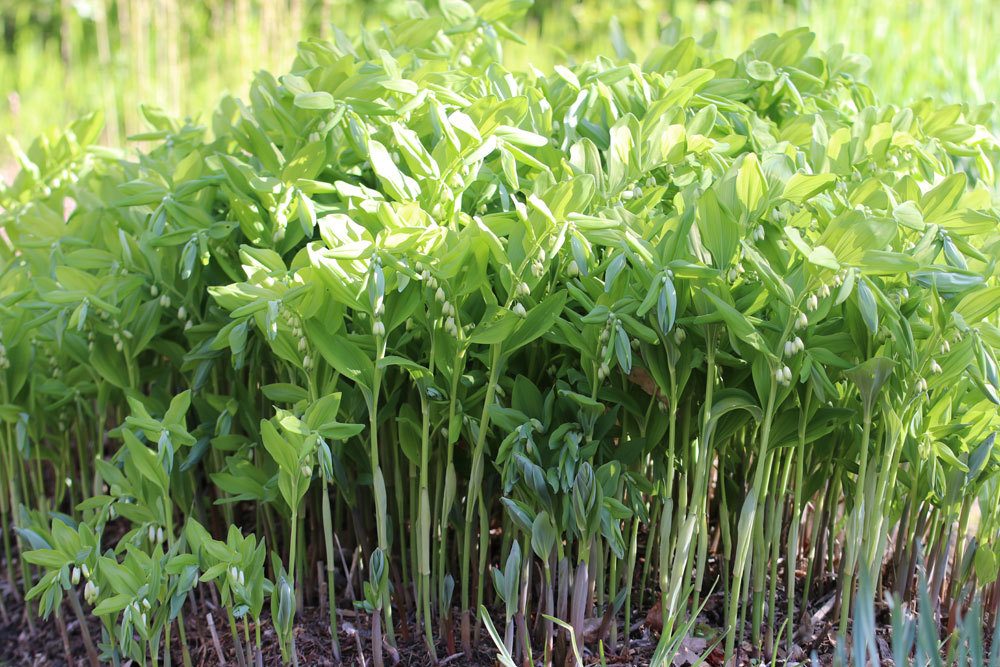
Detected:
[
  {"left": 2, "top": 0, "right": 999, "bottom": 149},
  {"left": 1, "top": 3, "right": 999, "bottom": 666}
]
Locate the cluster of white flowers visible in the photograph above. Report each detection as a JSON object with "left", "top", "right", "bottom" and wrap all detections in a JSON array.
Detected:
[
  {"left": 784, "top": 336, "right": 805, "bottom": 357},
  {"left": 229, "top": 565, "right": 247, "bottom": 587},
  {"left": 620, "top": 184, "right": 642, "bottom": 201},
  {"left": 268, "top": 185, "right": 295, "bottom": 240},
  {"left": 77, "top": 563, "right": 98, "bottom": 604},
  {"left": 596, "top": 315, "right": 620, "bottom": 381},
  {"left": 83, "top": 579, "right": 99, "bottom": 604},
  {"left": 147, "top": 524, "right": 165, "bottom": 545},
  {"left": 369, "top": 257, "right": 386, "bottom": 338},
  {"left": 531, "top": 249, "right": 546, "bottom": 279},
  {"left": 774, "top": 365, "right": 793, "bottom": 387},
  {"left": 427, "top": 277, "right": 460, "bottom": 337},
  {"left": 173, "top": 304, "right": 194, "bottom": 332},
  {"left": 49, "top": 167, "right": 79, "bottom": 190},
  {"left": 795, "top": 312, "right": 809, "bottom": 330},
  {"left": 125, "top": 599, "right": 149, "bottom": 629},
  {"left": 751, "top": 225, "right": 766, "bottom": 242}
]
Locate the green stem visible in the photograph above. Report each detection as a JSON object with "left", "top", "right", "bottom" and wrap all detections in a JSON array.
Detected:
[{"left": 461, "top": 343, "right": 503, "bottom": 654}]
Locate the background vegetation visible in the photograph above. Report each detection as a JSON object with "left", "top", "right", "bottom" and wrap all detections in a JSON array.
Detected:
[
  {"left": 1, "top": 0, "right": 998, "bottom": 156},
  {"left": 1, "top": 3, "right": 998, "bottom": 667}
]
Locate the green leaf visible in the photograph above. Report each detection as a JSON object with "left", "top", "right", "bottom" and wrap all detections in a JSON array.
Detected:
[
  {"left": 470, "top": 306, "right": 520, "bottom": 346},
  {"left": 696, "top": 189, "right": 738, "bottom": 268},
  {"left": 123, "top": 429, "right": 168, "bottom": 492},
  {"left": 506, "top": 292, "right": 568, "bottom": 353},
  {"left": 746, "top": 60, "right": 777, "bottom": 82},
  {"left": 736, "top": 153, "right": 767, "bottom": 217},
  {"left": 844, "top": 357, "right": 895, "bottom": 417},
  {"left": 262, "top": 383, "right": 309, "bottom": 403},
  {"left": 856, "top": 278, "right": 879, "bottom": 334},
  {"left": 368, "top": 140, "right": 418, "bottom": 201},
  {"left": 22, "top": 548, "right": 69, "bottom": 569},
  {"left": 700, "top": 289, "right": 771, "bottom": 357},
  {"left": 781, "top": 173, "right": 837, "bottom": 203},
  {"left": 261, "top": 420, "right": 299, "bottom": 474},
  {"left": 975, "top": 545, "right": 998, "bottom": 585},
  {"left": 919, "top": 173, "right": 966, "bottom": 223},
  {"left": 955, "top": 286, "right": 1000, "bottom": 324},
  {"left": 294, "top": 92, "right": 335, "bottom": 110},
  {"left": 304, "top": 320, "right": 373, "bottom": 389}
]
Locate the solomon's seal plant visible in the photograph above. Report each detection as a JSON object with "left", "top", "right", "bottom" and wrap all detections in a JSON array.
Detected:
[{"left": 2, "top": 3, "right": 999, "bottom": 665}]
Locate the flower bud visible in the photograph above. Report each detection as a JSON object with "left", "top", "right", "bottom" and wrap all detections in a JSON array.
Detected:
[
  {"left": 806, "top": 294, "right": 819, "bottom": 312},
  {"left": 514, "top": 199, "right": 528, "bottom": 222},
  {"left": 71, "top": 566, "right": 81, "bottom": 585},
  {"left": 148, "top": 525, "right": 157, "bottom": 542},
  {"left": 930, "top": 360, "right": 942, "bottom": 374},
  {"left": 84, "top": 580, "right": 97, "bottom": 604},
  {"left": 435, "top": 287, "right": 446, "bottom": 303},
  {"left": 567, "top": 260, "right": 580, "bottom": 277},
  {"left": 277, "top": 578, "right": 294, "bottom": 630},
  {"left": 673, "top": 328, "right": 686, "bottom": 344},
  {"left": 512, "top": 302, "right": 526, "bottom": 318}
]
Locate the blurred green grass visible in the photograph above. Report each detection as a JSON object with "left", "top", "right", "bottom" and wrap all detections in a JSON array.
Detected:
[{"left": 1, "top": 0, "right": 997, "bottom": 158}]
